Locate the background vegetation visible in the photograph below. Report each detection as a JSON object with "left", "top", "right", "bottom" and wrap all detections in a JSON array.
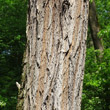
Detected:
[
  {"left": 0, "top": 0, "right": 110, "bottom": 109},
  {"left": 0, "top": 0, "right": 27, "bottom": 109},
  {"left": 82, "top": 0, "right": 110, "bottom": 109}
]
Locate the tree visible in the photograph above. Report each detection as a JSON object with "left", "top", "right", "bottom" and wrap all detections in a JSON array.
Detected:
[
  {"left": 17, "top": 0, "right": 89, "bottom": 110},
  {"left": 89, "top": 0, "right": 103, "bottom": 51}
]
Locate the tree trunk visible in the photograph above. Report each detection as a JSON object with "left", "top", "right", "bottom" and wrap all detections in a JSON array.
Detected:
[
  {"left": 17, "top": 0, "right": 89, "bottom": 110},
  {"left": 89, "top": 0, "right": 103, "bottom": 51}
]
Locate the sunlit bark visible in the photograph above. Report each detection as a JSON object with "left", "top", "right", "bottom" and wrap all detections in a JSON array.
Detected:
[{"left": 17, "top": 0, "right": 89, "bottom": 110}]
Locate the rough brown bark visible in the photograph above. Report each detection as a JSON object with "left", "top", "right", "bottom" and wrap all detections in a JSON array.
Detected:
[
  {"left": 17, "top": 0, "right": 89, "bottom": 110},
  {"left": 89, "top": 0, "right": 103, "bottom": 51}
]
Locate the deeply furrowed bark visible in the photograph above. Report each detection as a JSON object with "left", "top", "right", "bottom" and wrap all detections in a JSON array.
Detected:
[{"left": 17, "top": 0, "right": 89, "bottom": 110}]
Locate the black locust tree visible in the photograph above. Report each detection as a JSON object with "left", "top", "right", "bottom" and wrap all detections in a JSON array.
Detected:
[
  {"left": 17, "top": 0, "right": 89, "bottom": 110},
  {"left": 89, "top": 0, "right": 103, "bottom": 51}
]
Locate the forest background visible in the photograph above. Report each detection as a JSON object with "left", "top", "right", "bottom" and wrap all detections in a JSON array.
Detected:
[{"left": 0, "top": 0, "right": 110, "bottom": 110}]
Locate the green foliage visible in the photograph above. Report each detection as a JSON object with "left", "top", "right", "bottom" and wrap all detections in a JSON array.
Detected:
[
  {"left": 82, "top": 48, "right": 110, "bottom": 110},
  {"left": 82, "top": 0, "right": 110, "bottom": 109},
  {"left": 0, "top": 0, "right": 27, "bottom": 109},
  {"left": 96, "top": 0, "right": 110, "bottom": 48},
  {"left": 0, "top": 95, "right": 7, "bottom": 107},
  {"left": 98, "top": 26, "right": 110, "bottom": 48},
  {"left": 89, "top": 0, "right": 93, "bottom": 3}
]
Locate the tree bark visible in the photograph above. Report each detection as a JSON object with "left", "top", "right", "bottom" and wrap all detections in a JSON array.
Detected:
[
  {"left": 89, "top": 0, "right": 103, "bottom": 51},
  {"left": 17, "top": 0, "right": 89, "bottom": 110}
]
